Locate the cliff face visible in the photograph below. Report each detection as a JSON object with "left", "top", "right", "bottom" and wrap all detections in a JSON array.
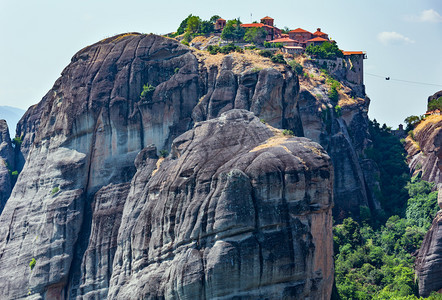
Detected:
[
  {"left": 0, "top": 33, "right": 373, "bottom": 299},
  {"left": 0, "top": 120, "right": 14, "bottom": 213},
  {"left": 406, "top": 91, "right": 442, "bottom": 296},
  {"left": 405, "top": 114, "right": 442, "bottom": 185},
  {"left": 108, "top": 109, "right": 334, "bottom": 299}
]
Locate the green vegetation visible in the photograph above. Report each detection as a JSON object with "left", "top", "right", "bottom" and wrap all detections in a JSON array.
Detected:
[
  {"left": 221, "top": 19, "right": 245, "bottom": 42},
  {"left": 305, "top": 42, "right": 344, "bottom": 60},
  {"left": 51, "top": 186, "right": 60, "bottom": 195},
  {"left": 288, "top": 60, "right": 303, "bottom": 75},
  {"left": 140, "top": 83, "right": 156, "bottom": 101},
  {"left": 29, "top": 258, "right": 36, "bottom": 270},
  {"left": 334, "top": 105, "right": 342, "bottom": 117},
  {"left": 175, "top": 14, "right": 218, "bottom": 37},
  {"left": 282, "top": 129, "right": 294, "bottom": 136},
  {"left": 264, "top": 41, "right": 283, "bottom": 48},
  {"left": 334, "top": 119, "right": 440, "bottom": 299},
  {"left": 12, "top": 136, "right": 23, "bottom": 147},
  {"left": 427, "top": 96, "right": 442, "bottom": 112},
  {"left": 404, "top": 115, "right": 425, "bottom": 132},
  {"left": 207, "top": 44, "right": 243, "bottom": 55},
  {"left": 243, "top": 27, "right": 267, "bottom": 45},
  {"left": 159, "top": 149, "right": 169, "bottom": 158},
  {"left": 270, "top": 54, "right": 286, "bottom": 64},
  {"left": 334, "top": 177, "right": 438, "bottom": 299},
  {"left": 365, "top": 120, "right": 410, "bottom": 217},
  {"left": 257, "top": 50, "right": 286, "bottom": 64},
  {"left": 258, "top": 50, "right": 273, "bottom": 58}
]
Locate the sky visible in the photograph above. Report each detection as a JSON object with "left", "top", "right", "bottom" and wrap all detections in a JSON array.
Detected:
[{"left": 0, "top": 0, "right": 441, "bottom": 128}]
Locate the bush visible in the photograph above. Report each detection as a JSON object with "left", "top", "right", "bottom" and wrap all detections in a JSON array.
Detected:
[
  {"left": 159, "top": 149, "right": 169, "bottom": 158},
  {"left": 306, "top": 42, "right": 344, "bottom": 60},
  {"left": 271, "top": 54, "right": 286, "bottom": 64},
  {"left": 51, "top": 187, "right": 59, "bottom": 195},
  {"left": 428, "top": 96, "right": 442, "bottom": 112},
  {"left": 258, "top": 50, "right": 273, "bottom": 58},
  {"left": 12, "top": 136, "right": 23, "bottom": 147},
  {"left": 329, "top": 87, "right": 339, "bottom": 102},
  {"left": 288, "top": 60, "right": 303, "bottom": 75},
  {"left": 29, "top": 258, "right": 36, "bottom": 270},
  {"left": 140, "top": 83, "right": 156, "bottom": 101},
  {"left": 335, "top": 105, "right": 342, "bottom": 117},
  {"left": 282, "top": 129, "right": 294, "bottom": 136}
]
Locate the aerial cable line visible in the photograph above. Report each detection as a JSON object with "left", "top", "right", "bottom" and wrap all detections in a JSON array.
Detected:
[{"left": 364, "top": 72, "right": 442, "bottom": 87}]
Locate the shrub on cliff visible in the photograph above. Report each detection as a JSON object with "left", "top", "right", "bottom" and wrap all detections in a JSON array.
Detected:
[
  {"left": 140, "top": 83, "right": 156, "bottom": 101},
  {"left": 288, "top": 60, "right": 303, "bottom": 75},
  {"left": 306, "top": 42, "right": 344, "bottom": 60},
  {"left": 427, "top": 96, "right": 442, "bottom": 112}
]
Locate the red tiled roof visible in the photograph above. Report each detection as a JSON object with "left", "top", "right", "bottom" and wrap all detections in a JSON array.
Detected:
[
  {"left": 313, "top": 30, "right": 327, "bottom": 36},
  {"left": 342, "top": 51, "right": 365, "bottom": 55},
  {"left": 217, "top": 18, "right": 226, "bottom": 21},
  {"left": 268, "top": 37, "right": 298, "bottom": 43},
  {"left": 281, "top": 33, "right": 289, "bottom": 38},
  {"left": 261, "top": 16, "right": 274, "bottom": 20},
  {"left": 307, "top": 37, "right": 328, "bottom": 42},
  {"left": 289, "top": 28, "right": 311, "bottom": 34},
  {"left": 241, "top": 23, "right": 274, "bottom": 29}
]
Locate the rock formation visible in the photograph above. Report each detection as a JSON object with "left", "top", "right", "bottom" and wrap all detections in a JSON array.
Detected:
[
  {"left": 108, "top": 109, "right": 334, "bottom": 299},
  {"left": 0, "top": 120, "right": 14, "bottom": 213},
  {"left": 407, "top": 91, "right": 442, "bottom": 297},
  {"left": 416, "top": 211, "right": 442, "bottom": 296},
  {"left": 0, "top": 33, "right": 375, "bottom": 299}
]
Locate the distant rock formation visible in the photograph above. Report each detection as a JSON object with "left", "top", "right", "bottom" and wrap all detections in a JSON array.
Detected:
[
  {"left": 407, "top": 90, "right": 442, "bottom": 297},
  {"left": 0, "top": 120, "right": 14, "bottom": 212},
  {"left": 0, "top": 33, "right": 375, "bottom": 299}
]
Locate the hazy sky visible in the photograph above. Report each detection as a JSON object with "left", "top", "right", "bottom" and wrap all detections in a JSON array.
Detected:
[{"left": 0, "top": 0, "right": 441, "bottom": 128}]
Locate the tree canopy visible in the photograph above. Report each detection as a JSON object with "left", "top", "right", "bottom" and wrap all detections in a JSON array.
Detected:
[{"left": 221, "top": 19, "right": 245, "bottom": 42}]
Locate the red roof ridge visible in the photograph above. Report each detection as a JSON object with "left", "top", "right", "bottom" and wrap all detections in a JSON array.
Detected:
[
  {"left": 342, "top": 51, "right": 365, "bottom": 55},
  {"left": 217, "top": 18, "right": 226, "bottom": 21},
  {"left": 268, "top": 37, "right": 298, "bottom": 43},
  {"left": 307, "top": 37, "right": 328, "bottom": 42},
  {"left": 289, "top": 28, "right": 312, "bottom": 34},
  {"left": 261, "top": 16, "right": 274, "bottom": 20}
]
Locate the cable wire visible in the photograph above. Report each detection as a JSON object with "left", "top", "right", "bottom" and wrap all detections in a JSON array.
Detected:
[{"left": 365, "top": 72, "right": 442, "bottom": 87}]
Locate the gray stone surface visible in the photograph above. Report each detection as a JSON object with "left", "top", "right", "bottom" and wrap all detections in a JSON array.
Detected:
[
  {"left": 0, "top": 32, "right": 375, "bottom": 299},
  {"left": 416, "top": 211, "right": 442, "bottom": 296},
  {"left": 108, "top": 109, "right": 334, "bottom": 299},
  {"left": 0, "top": 119, "right": 14, "bottom": 213}
]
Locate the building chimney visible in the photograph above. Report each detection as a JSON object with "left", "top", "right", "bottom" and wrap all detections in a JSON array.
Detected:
[{"left": 317, "top": 28, "right": 321, "bottom": 32}]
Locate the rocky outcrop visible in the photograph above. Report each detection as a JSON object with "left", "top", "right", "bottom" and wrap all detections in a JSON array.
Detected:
[
  {"left": 0, "top": 32, "right": 372, "bottom": 299},
  {"left": 0, "top": 33, "right": 200, "bottom": 299},
  {"left": 416, "top": 212, "right": 442, "bottom": 296},
  {"left": 0, "top": 120, "right": 14, "bottom": 213},
  {"left": 108, "top": 109, "right": 334, "bottom": 299},
  {"left": 407, "top": 91, "right": 442, "bottom": 297},
  {"left": 405, "top": 115, "right": 442, "bottom": 185}
]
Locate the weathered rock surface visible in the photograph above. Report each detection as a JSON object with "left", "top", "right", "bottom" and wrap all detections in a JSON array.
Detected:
[
  {"left": 108, "top": 109, "right": 334, "bottom": 299},
  {"left": 0, "top": 32, "right": 374, "bottom": 299},
  {"left": 0, "top": 120, "right": 14, "bottom": 213},
  {"left": 0, "top": 33, "right": 199, "bottom": 299},
  {"left": 407, "top": 91, "right": 442, "bottom": 297},
  {"left": 416, "top": 211, "right": 442, "bottom": 296},
  {"left": 405, "top": 116, "right": 442, "bottom": 185}
]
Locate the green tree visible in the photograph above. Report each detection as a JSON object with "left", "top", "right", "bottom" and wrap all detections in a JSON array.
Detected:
[
  {"left": 200, "top": 20, "right": 214, "bottom": 35},
  {"left": 210, "top": 15, "right": 221, "bottom": 23},
  {"left": 177, "top": 14, "right": 193, "bottom": 35},
  {"left": 428, "top": 96, "right": 442, "bottom": 112},
  {"left": 306, "top": 42, "right": 344, "bottom": 59},
  {"left": 221, "top": 19, "right": 244, "bottom": 42},
  {"left": 404, "top": 115, "right": 422, "bottom": 132},
  {"left": 186, "top": 15, "right": 201, "bottom": 34},
  {"left": 243, "top": 27, "right": 267, "bottom": 44}
]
